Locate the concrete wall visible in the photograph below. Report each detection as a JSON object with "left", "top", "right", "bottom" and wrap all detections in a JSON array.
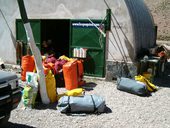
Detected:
[{"left": 105, "top": 61, "right": 138, "bottom": 81}]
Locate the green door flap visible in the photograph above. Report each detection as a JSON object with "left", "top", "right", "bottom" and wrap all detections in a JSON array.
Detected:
[
  {"left": 16, "top": 19, "right": 41, "bottom": 54},
  {"left": 70, "top": 20, "right": 106, "bottom": 77}
]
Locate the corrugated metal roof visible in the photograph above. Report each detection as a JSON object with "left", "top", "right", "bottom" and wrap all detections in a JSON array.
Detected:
[{"left": 125, "top": 0, "right": 156, "bottom": 60}]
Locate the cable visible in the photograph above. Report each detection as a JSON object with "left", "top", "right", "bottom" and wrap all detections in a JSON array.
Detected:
[
  {"left": 87, "top": 18, "right": 106, "bottom": 37},
  {"left": 104, "top": 0, "right": 128, "bottom": 62},
  {"left": 108, "top": 49, "right": 117, "bottom": 61},
  {"left": 103, "top": 0, "right": 127, "bottom": 63},
  {"left": 104, "top": 0, "right": 131, "bottom": 78},
  {"left": 111, "top": 18, "right": 128, "bottom": 62},
  {"left": 104, "top": 0, "right": 132, "bottom": 52}
]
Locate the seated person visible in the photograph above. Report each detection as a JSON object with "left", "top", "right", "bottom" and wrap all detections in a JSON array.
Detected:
[{"left": 41, "top": 40, "right": 55, "bottom": 57}]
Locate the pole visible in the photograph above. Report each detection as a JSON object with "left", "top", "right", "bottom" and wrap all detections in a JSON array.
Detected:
[{"left": 17, "top": 0, "right": 50, "bottom": 104}]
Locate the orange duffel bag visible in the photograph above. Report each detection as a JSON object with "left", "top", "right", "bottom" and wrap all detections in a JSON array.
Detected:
[
  {"left": 21, "top": 55, "right": 35, "bottom": 81},
  {"left": 63, "top": 60, "right": 78, "bottom": 90}
]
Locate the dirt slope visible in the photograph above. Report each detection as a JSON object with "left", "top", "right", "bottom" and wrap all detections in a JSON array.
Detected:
[{"left": 144, "top": 0, "right": 170, "bottom": 41}]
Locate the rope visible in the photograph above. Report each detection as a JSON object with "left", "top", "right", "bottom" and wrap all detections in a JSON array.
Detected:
[
  {"left": 104, "top": 0, "right": 132, "bottom": 53},
  {"left": 104, "top": 0, "right": 132, "bottom": 78},
  {"left": 104, "top": 0, "right": 128, "bottom": 62},
  {"left": 87, "top": 18, "right": 106, "bottom": 37}
]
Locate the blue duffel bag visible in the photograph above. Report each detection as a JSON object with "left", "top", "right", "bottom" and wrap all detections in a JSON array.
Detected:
[
  {"left": 57, "top": 95, "right": 106, "bottom": 114},
  {"left": 117, "top": 77, "right": 149, "bottom": 96}
]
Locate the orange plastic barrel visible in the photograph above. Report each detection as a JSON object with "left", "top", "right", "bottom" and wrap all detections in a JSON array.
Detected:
[
  {"left": 63, "top": 60, "right": 78, "bottom": 90},
  {"left": 21, "top": 55, "right": 35, "bottom": 81}
]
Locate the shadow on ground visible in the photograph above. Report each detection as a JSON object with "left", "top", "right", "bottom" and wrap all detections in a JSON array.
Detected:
[
  {"left": 64, "top": 105, "right": 112, "bottom": 116},
  {"left": 5, "top": 122, "right": 35, "bottom": 128},
  {"left": 34, "top": 102, "right": 58, "bottom": 110},
  {"left": 81, "top": 82, "right": 97, "bottom": 91},
  {"left": 153, "top": 75, "right": 170, "bottom": 88},
  {"left": 153, "top": 62, "right": 170, "bottom": 88},
  {"left": 104, "top": 106, "right": 112, "bottom": 114}
]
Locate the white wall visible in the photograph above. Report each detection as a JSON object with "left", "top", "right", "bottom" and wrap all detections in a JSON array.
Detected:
[
  {"left": 0, "top": 0, "right": 134, "bottom": 64},
  {"left": 0, "top": 0, "right": 19, "bottom": 64},
  {"left": 106, "top": 0, "right": 134, "bottom": 62}
]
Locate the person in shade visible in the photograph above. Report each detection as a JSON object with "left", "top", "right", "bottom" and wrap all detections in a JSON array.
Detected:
[{"left": 42, "top": 40, "right": 55, "bottom": 57}]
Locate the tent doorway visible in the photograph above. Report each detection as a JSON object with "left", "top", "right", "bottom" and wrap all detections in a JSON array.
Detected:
[
  {"left": 16, "top": 19, "right": 106, "bottom": 77},
  {"left": 41, "top": 19, "right": 70, "bottom": 58}
]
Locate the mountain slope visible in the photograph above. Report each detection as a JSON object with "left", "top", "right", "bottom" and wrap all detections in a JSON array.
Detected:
[{"left": 144, "top": 0, "right": 170, "bottom": 40}]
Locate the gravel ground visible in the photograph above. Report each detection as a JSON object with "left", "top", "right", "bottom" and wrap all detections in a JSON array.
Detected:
[{"left": 5, "top": 76, "right": 170, "bottom": 128}]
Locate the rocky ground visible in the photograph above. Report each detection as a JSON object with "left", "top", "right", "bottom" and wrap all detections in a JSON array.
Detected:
[
  {"left": 1, "top": 62, "right": 170, "bottom": 128},
  {"left": 6, "top": 76, "right": 170, "bottom": 128}
]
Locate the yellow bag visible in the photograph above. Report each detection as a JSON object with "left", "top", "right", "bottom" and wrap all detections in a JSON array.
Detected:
[
  {"left": 65, "top": 88, "right": 85, "bottom": 96},
  {"left": 45, "top": 70, "right": 57, "bottom": 103},
  {"left": 59, "top": 55, "right": 73, "bottom": 61},
  {"left": 57, "top": 88, "right": 85, "bottom": 100},
  {"left": 135, "top": 75, "right": 157, "bottom": 92}
]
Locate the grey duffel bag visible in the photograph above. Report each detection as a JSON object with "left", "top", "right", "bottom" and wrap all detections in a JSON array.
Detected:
[
  {"left": 117, "top": 77, "right": 149, "bottom": 96},
  {"left": 57, "top": 95, "right": 106, "bottom": 114}
]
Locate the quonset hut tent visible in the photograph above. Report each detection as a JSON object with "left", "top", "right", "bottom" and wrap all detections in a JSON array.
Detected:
[{"left": 0, "top": 0, "right": 156, "bottom": 79}]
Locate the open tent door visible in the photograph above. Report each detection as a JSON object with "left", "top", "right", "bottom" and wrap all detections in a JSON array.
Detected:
[
  {"left": 41, "top": 19, "right": 70, "bottom": 58},
  {"left": 70, "top": 20, "right": 106, "bottom": 77}
]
